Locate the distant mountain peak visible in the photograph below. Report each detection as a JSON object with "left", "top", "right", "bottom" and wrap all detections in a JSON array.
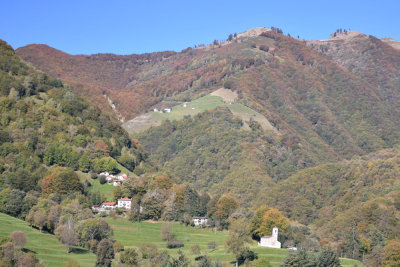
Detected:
[
  {"left": 237, "top": 27, "right": 271, "bottom": 38},
  {"left": 328, "top": 30, "right": 365, "bottom": 40}
]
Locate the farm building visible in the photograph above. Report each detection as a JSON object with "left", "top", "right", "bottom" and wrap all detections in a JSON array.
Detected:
[
  {"left": 101, "top": 202, "right": 116, "bottom": 210},
  {"left": 193, "top": 217, "right": 208, "bottom": 226}
]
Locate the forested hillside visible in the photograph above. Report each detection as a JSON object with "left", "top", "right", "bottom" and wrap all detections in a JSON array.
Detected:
[
  {"left": 266, "top": 147, "right": 400, "bottom": 265},
  {"left": 10, "top": 28, "right": 400, "bottom": 266},
  {"left": 0, "top": 39, "right": 155, "bottom": 226},
  {"left": 18, "top": 30, "right": 400, "bottom": 161}
]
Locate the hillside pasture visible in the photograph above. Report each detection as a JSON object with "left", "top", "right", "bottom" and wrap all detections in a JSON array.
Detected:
[
  {"left": 123, "top": 89, "right": 276, "bottom": 133},
  {"left": 0, "top": 213, "right": 96, "bottom": 267},
  {"left": 105, "top": 218, "right": 362, "bottom": 266}
]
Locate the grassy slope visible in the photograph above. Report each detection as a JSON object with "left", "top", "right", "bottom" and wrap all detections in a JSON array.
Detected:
[
  {"left": 0, "top": 213, "right": 96, "bottom": 267},
  {"left": 77, "top": 162, "right": 136, "bottom": 201},
  {"left": 105, "top": 218, "right": 362, "bottom": 267},
  {"left": 123, "top": 93, "right": 274, "bottom": 133}
]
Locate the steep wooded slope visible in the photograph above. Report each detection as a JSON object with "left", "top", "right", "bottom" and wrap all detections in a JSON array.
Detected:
[
  {"left": 17, "top": 30, "right": 400, "bottom": 163},
  {"left": 265, "top": 147, "right": 400, "bottom": 259},
  {"left": 0, "top": 40, "right": 150, "bottom": 194},
  {"left": 16, "top": 44, "right": 176, "bottom": 120}
]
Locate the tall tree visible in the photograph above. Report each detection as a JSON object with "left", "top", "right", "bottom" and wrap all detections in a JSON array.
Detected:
[
  {"left": 225, "top": 219, "right": 251, "bottom": 267},
  {"left": 215, "top": 194, "right": 239, "bottom": 220},
  {"left": 317, "top": 247, "right": 340, "bottom": 267},
  {"left": 256, "top": 208, "right": 289, "bottom": 237},
  {"left": 96, "top": 239, "right": 114, "bottom": 267},
  {"left": 249, "top": 205, "right": 270, "bottom": 239},
  {"left": 183, "top": 185, "right": 200, "bottom": 216},
  {"left": 57, "top": 216, "right": 77, "bottom": 253}
]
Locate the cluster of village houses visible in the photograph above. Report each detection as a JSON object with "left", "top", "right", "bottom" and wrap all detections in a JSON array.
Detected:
[
  {"left": 94, "top": 172, "right": 296, "bottom": 250},
  {"left": 99, "top": 172, "right": 128, "bottom": 186},
  {"left": 91, "top": 197, "right": 209, "bottom": 227}
]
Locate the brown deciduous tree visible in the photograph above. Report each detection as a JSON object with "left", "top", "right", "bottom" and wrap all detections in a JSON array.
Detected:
[{"left": 10, "top": 231, "right": 26, "bottom": 248}]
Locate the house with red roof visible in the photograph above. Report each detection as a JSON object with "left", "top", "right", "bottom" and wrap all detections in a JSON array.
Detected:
[{"left": 101, "top": 202, "right": 116, "bottom": 209}]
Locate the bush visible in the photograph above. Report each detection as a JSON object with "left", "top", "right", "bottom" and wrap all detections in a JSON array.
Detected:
[
  {"left": 223, "top": 80, "right": 234, "bottom": 89},
  {"left": 85, "top": 239, "right": 98, "bottom": 253},
  {"left": 167, "top": 240, "right": 184, "bottom": 249},
  {"left": 119, "top": 247, "right": 140, "bottom": 265},
  {"left": 259, "top": 45, "right": 269, "bottom": 52},
  {"left": 238, "top": 249, "right": 258, "bottom": 265},
  {"left": 113, "top": 241, "right": 124, "bottom": 253},
  {"left": 99, "top": 175, "right": 107, "bottom": 184},
  {"left": 190, "top": 244, "right": 201, "bottom": 255},
  {"left": 251, "top": 43, "right": 257, "bottom": 48},
  {"left": 91, "top": 173, "right": 98, "bottom": 179},
  {"left": 139, "top": 243, "right": 158, "bottom": 259}
]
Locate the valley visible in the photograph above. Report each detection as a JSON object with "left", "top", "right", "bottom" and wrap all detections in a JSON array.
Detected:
[{"left": 1, "top": 22, "right": 399, "bottom": 266}]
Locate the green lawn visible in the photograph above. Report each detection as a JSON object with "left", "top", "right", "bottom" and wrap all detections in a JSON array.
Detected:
[
  {"left": 0, "top": 213, "right": 363, "bottom": 267},
  {"left": 0, "top": 213, "right": 96, "bottom": 267},
  {"left": 78, "top": 162, "right": 137, "bottom": 201},
  {"left": 88, "top": 178, "right": 115, "bottom": 200},
  {"left": 104, "top": 218, "right": 363, "bottom": 266},
  {"left": 124, "top": 92, "right": 276, "bottom": 133}
]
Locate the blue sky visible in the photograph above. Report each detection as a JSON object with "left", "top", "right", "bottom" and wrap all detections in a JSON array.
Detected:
[{"left": 0, "top": 0, "right": 399, "bottom": 55}]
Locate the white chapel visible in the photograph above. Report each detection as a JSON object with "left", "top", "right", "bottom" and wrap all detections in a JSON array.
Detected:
[{"left": 258, "top": 227, "right": 281, "bottom": 248}]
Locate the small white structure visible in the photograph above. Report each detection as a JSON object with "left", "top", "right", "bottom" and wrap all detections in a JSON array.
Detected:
[
  {"left": 258, "top": 227, "right": 281, "bottom": 248},
  {"left": 101, "top": 202, "right": 116, "bottom": 210},
  {"left": 193, "top": 217, "right": 208, "bottom": 226},
  {"left": 100, "top": 172, "right": 110, "bottom": 177},
  {"left": 117, "top": 198, "right": 132, "bottom": 210},
  {"left": 113, "top": 180, "right": 122, "bottom": 186},
  {"left": 287, "top": 246, "right": 298, "bottom": 251},
  {"left": 115, "top": 174, "right": 127, "bottom": 181},
  {"left": 154, "top": 108, "right": 162, "bottom": 113},
  {"left": 164, "top": 108, "right": 172, "bottom": 113},
  {"left": 183, "top": 103, "right": 187, "bottom": 108}
]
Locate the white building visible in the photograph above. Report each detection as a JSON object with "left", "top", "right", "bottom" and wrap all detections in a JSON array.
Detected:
[
  {"left": 164, "top": 108, "right": 172, "bottom": 113},
  {"left": 117, "top": 198, "right": 132, "bottom": 210},
  {"left": 258, "top": 227, "right": 281, "bottom": 248},
  {"left": 113, "top": 180, "right": 122, "bottom": 186},
  {"left": 117, "top": 174, "right": 128, "bottom": 181},
  {"left": 193, "top": 217, "right": 208, "bottom": 226},
  {"left": 101, "top": 202, "right": 116, "bottom": 210}
]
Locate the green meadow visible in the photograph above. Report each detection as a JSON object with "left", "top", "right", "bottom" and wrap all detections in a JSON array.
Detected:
[
  {"left": 0, "top": 213, "right": 363, "bottom": 267},
  {"left": 105, "top": 218, "right": 363, "bottom": 267},
  {"left": 123, "top": 92, "right": 275, "bottom": 133},
  {"left": 0, "top": 213, "right": 96, "bottom": 267}
]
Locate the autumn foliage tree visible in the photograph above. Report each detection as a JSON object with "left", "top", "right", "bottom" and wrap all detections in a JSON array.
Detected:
[
  {"left": 215, "top": 194, "right": 239, "bottom": 220},
  {"left": 382, "top": 240, "right": 400, "bottom": 267},
  {"left": 41, "top": 167, "right": 83, "bottom": 195},
  {"left": 153, "top": 175, "right": 173, "bottom": 190},
  {"left": 10, "top": 231, "right": 27, "bottom": 248},
  {"left": 254, "top": 208, "right": 289, "bottom": 238},
  {"left": 249, "top": 205, "right": 270, "bottom": 239}
]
